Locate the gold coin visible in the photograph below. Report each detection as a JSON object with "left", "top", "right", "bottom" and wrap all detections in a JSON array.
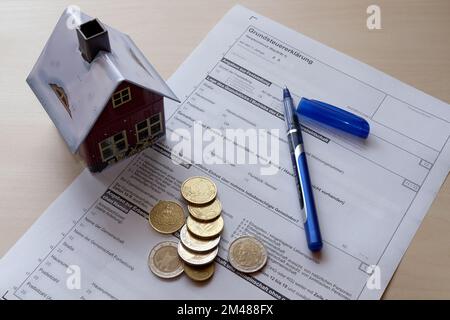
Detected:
[
  {"left": 184, "top": 263, "right": 215, "bottom": 282},
  {"left": 149, "top": 201, "right": 185, "bottom": 234},
  {"left": 177, "top": 241, "right": 218, "bottom": 266},
  {"left": 228, "top": 236, "right": 267, "bottom": 273},
  {"left": 148, "top": 241, "right": 184, "bottom": 279},
  {"left": 180, "top": 224, "right": 220, "bottom": 253},
  {"left": 186, "top": 215, "right": 224, "bottom": 239},
  {"left": 181, "top": 176, "right": 217, "bottom": 205},
  {"left": 188, "top": 198, "right": 222, "bottom": 221}
]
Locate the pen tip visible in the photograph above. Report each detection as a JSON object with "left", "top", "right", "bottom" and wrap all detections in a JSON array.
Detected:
[
  {"left": 282, "top": 86, "right": 291, "bottom": 99},
  {"left": 284, "top": 85, "right": 288, "bottom": 89}
]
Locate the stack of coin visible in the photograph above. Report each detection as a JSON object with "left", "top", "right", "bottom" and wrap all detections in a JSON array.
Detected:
[
  {"left": 147, "top": 176, "right": 268, "bottom": 281},
  {"left": 179, "top": 176, "right": 223, "bottom": 281}
]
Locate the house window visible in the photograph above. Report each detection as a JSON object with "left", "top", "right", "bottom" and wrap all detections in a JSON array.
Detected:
[
  {"left": 98, "top": 131, "right": 128, "bottom": 162},
  {"left": 49, "top": 83, "right": 71, "bottom": 117},
  {"left": 136, "top": 113, "right": 163, "bottom": 142},
  {"left": 112, "top": 87, "right": 131, "bottom": 108}
]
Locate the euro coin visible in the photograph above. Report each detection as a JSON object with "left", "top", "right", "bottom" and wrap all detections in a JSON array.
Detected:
[
  {"left": 228, "top": 236, "right": 267, "bottom": 273},
  {"left": 180, "top": 224, "right": 220, "bottom": 253},
  {"left": 177, "top": 241, "right": 218, "bottom": 266},
  {"left": 184, "top": 263, "right": 215, "bottom": 282},
  {"left": 148, "top": 241, "right": 184, "bottom": 279},
  {"left": 149, "top": 201, "right": 185, "bottom": 234},
  {"left": 186, "top": 215, "right": 224, "bottom": 239},
  {"left": 188, "top": 198, "right": 222, "bottom": 221},
  {"left": 181, "top": 176, "right": 217, "bottom": 205}
]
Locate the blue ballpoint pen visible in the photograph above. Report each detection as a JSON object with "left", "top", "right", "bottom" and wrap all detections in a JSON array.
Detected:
[{"left": 283, "top": 86, "right": 323, "bottom": 252}]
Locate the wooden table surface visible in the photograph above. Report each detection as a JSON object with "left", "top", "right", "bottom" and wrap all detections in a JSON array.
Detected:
[{"left": 0, "top": 0, "right": 449, "bottom": 299}]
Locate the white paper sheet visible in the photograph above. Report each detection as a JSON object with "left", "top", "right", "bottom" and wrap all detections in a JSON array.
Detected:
[{"left": 1, "top": 5, "right": 449, "bottom": 300}]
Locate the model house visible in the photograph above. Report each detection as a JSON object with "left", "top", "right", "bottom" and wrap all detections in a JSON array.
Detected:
[{"left": 27, "top": 8, "right": 179, "bottom": 172}]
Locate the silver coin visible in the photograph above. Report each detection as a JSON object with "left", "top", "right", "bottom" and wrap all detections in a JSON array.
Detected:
[
  {"left": 228, "top": 236, "right": 267, "bottom": 273},
  {"left": 180, "top": 224, "right": 220, "bottom": 253},
  {"left": 148, "top": 241, "right": 184, "bottom": 279},
  {"left": 177, "top": 241, "right": 219, "bottom": 266}
]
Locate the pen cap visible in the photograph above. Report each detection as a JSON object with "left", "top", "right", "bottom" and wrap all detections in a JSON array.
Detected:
[{"left": 296, "top": 98, "right": 370, "bottom": 139}]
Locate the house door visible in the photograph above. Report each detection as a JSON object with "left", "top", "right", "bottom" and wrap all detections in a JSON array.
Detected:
[{"left": 98, "top": 131, "right": 128, "bottom": 162}]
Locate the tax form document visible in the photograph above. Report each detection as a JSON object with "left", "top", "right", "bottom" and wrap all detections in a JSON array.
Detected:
[{"left": 1, "top": 5, "right": 449, "bottom": 300}]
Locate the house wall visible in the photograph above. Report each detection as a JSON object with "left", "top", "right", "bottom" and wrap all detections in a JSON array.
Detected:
[{"left": 79, "top": 81, "right": 165, "bottom": 171}]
